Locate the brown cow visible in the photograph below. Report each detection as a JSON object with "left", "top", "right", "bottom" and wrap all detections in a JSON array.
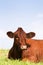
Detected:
[{"left": 7, "top": 27, "right": 43, "bottom": 62}]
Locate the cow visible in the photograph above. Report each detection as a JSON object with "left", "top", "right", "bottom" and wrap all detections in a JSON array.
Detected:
[{"left": 7, "top": 27, "right": 43, "bottom": 62}]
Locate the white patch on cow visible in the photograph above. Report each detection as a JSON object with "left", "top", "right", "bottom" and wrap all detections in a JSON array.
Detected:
[{"left": 21, "top": 45, "right": 27, "bottom": 50}]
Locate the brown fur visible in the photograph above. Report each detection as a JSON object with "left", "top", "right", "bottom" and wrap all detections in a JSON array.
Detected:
[{"left": 22, "top": 39, "right": 43, "bottom": 62}]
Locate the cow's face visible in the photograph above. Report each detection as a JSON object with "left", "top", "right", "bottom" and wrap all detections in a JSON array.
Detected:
[{"left": 7, "top": 27, "right": 35, "bottom": 50}]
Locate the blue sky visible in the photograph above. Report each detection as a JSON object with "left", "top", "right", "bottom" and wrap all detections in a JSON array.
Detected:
[{"left": 0, "top": 0, "right": 43, "bottom": 49}]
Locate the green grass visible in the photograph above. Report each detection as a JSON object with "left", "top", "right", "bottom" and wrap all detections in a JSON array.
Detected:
[{"left": 0, "top": 50, "right": 43, "bottom": 65}]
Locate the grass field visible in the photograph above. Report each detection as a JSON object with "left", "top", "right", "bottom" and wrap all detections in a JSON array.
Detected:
[{"left": 0, "top": 50, "right": 43, "bottom": 65}]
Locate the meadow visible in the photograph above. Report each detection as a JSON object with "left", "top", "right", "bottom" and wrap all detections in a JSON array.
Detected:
[{"left": 0, "top": 50, "right": 43, "bottom": 65}]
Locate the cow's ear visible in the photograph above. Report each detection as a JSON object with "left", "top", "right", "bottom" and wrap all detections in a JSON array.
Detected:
[
  {"left": 26, "top": 32, "right": 35, "bottom": 38},
  {"left": 7, "top": 31, "right": 14, "bottom": 38}
]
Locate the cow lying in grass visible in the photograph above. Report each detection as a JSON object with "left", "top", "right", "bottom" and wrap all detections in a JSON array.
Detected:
[{"left": 7, "top": 27, "right": 43, "bottom": 62}]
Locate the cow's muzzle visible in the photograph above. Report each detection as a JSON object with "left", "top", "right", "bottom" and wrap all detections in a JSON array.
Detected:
[{"left": 20, "top": 45, "right": 27, "bottom": 50}]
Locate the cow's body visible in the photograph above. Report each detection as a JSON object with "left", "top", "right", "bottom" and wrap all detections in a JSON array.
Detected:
[
  {"left": 22, "top": 39, "right": 43, "bottom": 62},
  {"left": 7, "top": 27, "right": 43, "bottom": 62}
]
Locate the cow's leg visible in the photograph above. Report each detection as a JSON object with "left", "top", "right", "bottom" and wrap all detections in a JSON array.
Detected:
[
  {"left": 29, "top": 55, "right": 39, "bottom": 62},
  {"left": 22, "top": 56, "right": 38, "bottom": 62}
]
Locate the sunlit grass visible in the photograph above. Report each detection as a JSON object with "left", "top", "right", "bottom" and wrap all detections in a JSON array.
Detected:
[{"left": 0, "top": 49, "right": 43, "bottom": 65}]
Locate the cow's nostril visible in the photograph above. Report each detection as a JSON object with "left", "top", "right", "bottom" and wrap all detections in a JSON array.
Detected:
[{"left": 26, "top": 44, "right": 31, "bottom": 48}]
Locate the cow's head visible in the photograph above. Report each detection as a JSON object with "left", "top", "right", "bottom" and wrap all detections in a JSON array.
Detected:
[{"left": 7, "top": 27, "right": 35, "bottom": 50}]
